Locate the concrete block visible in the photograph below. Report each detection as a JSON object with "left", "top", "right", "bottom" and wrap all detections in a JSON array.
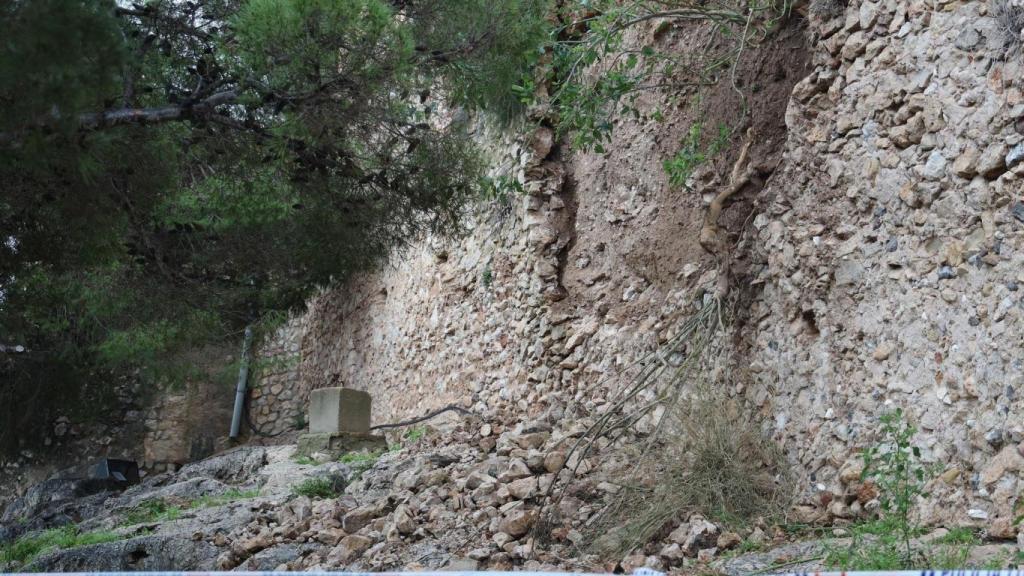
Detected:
[
  {"left": 309, "top": 387, "right": 371, "bottom": 434},
  {"left": 295, "top": 432, "right": 387, "bottom": 460}
]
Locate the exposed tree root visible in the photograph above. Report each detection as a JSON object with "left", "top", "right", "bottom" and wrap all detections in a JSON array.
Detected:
[{"left": 699, "top": 128, "right": 774, "bottom": 297}]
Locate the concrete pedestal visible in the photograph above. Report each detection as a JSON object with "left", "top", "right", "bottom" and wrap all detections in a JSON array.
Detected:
[
  {"left": 309, "top": 387, "right": 371, "bottom": 434},
  {"left": 295, "top": 432, "right": 387, "bottom": 460}
]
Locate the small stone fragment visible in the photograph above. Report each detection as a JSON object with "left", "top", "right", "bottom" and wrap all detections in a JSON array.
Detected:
[{"left": 872, "top": 342, "right": 894, "bottom": 361}]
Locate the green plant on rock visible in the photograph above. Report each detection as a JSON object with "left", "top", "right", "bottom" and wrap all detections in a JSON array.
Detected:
[
  {"left": 0, "top": 526, "right": 123, "bottom": 566},
  {"left": 663, "top": 121, "right": 731, "bottom": 188},
  {"left": 291, "top": 477, "right": 340, "bottom": 499},
  {"left": 826, "top": 409, "right": 937, "bottom": 570},
  {"left": 403, "top": 426, "right": 427, "bottom": 443},
  {"left": 862, "top": 408, "right": 928, "bottom": 561},
  {"left": 121, "top": 499, "right": 182, "bottom": 525},
  {"left": 935, "top": 526, "right": 979, "bottom": 546},
  {"left": 189, "top": 488, "right": 261, "bottom": 509},
  {"left": 339, "top": 448, "right": 385, "bottom": 480}
]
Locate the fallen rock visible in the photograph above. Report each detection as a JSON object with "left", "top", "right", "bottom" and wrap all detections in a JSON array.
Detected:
[
  {"left": 341, "top": 502, "right": 385, "bottom": 533},
  {"left": 499, "top": 509, "right": 536, "bottom": 538},
  {"left": 716, "top": 531, "right": 742, "bottom": 550},
  {"left": 507, "top": 476, "right": 539, "bottom": 500},
  {"left": 329, "top": 534, "right": 374, "bottom": 564}
]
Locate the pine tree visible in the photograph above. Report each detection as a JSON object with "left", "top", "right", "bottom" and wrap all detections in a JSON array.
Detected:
[{"left": 0, "top": 0, "right": 548, "bottom": 456}]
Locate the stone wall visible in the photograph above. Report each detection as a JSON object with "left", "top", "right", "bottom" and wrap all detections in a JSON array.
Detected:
[
  {"left": 248, "top": 317, "right": 306, "bottom": 437},
  {"left": 744, "top": 0, "right": 1024, "bottom": 527},
  {"left": 250, "top": 0, "right": 1024, "bottom": 529},
  {"left": 142, "top": 370, "right": 235, "bottom": 470}
]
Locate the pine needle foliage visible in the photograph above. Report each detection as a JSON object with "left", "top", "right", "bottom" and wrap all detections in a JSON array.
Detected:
[{"left": 0, "top": 0, "right": 549, "bottom": 457}]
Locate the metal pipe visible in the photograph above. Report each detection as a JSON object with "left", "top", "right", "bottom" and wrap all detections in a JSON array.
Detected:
[{"left": 229, "top": 325, "right": 254, "bottom": 438}]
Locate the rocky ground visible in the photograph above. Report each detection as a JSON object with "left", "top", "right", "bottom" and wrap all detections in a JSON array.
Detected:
[{"left": 3, "top": 394, "right": 1022, "bottom": 574}]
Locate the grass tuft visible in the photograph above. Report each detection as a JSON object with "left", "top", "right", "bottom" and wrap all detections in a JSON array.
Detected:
[
  {"left": 935, "top": 526, "right": 979, "bottom": 545},
  {"left": 0, "top": 526, "right": 123, "bottom": 566},
  {"left": 339, "top": 448, "right": 385, "bottom": 480},
  {"left": 121, "top": 499, "right": 182, "bottom": 525},
  {"left": 993, "top": 0, "right": 1024, "bottom": 51},
  {"left": 190, "top": 488, "right": 260, "bottom": 509},
  {"left": 121, "top": 489, "right": 260, "bottom": 526},
  {"left": 573, "top": 299, "right": 792, "bottom": 559},
  {"left": 291, "top": 477, "right": 339, "bottom": 499}
]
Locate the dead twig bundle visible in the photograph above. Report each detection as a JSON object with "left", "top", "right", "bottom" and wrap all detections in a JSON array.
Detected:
[{"left": 535, "top": 296, "right": 793, "bottom": 560}]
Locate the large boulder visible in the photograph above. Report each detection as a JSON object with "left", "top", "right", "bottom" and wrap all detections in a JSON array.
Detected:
[{"left": 27, "top": 534, "right": 220, "bottom": 572}]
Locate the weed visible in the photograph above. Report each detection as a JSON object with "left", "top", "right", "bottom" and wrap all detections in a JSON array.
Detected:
[
  {"left": 291, "top": 477, "right": 339, "bottom": 499},
  {"left": 736, "top": 537, "right": 766, "bottom": 554},
  {"left": 339, "top": 449, "right": 384, "bottom": 480},
  {"left": 121, "top": 499, "right": 182, "bottom": 525},
  {"left": 481, "top": 265, "right": 493, "bottom": 289},
  {"left": 189, "top": 488, "right": 260, "bottom": 509},
  {"left": 121, "top": 489, "right": 260, "bottom": 526},
  {"left": 403, "top": 426, "right": 427, "bottom": 443},
  {"left": 825, "top": 529, "right": 907, "bottom": 571},
  {"left": 825, "top": 410, "right": 964, "bottom": 571},
  {"left": 860, "top": 408, "right": 928, "bottom": 560},
  {"left": 935, "top": 526, "right": 979, "bottom": 545},
  {"left": 0, "top": 526, "right": 123, "bottom": 565},
  {"left": 663, "top": 122, "right": 731, "bottom": 189},
  {"left": 292, "top": 455, "right": 317, "bottom": 466}
]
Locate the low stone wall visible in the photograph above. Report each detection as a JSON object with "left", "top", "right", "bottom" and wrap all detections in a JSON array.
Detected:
[{"left": 247, "top": 317, "right": 306, "bottom": 437}]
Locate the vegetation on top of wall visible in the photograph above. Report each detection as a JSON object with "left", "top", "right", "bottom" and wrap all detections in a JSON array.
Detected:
[{"left": 516, "top": 0, "right": 795, "bottom": 153}]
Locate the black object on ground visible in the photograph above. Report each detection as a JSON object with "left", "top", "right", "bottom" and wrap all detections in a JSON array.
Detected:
[{"left": 90, "top": 458, "right": 140, "bottom": 484}]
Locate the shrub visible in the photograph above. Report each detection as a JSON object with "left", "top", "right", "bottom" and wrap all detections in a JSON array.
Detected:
[{"left": 291, "top": 477, "right": 339, "bottom": 499}]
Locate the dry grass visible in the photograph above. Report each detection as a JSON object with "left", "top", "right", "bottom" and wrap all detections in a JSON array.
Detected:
[
  {"left": 537, "top": 298, "right": 793, "bottom": 559},
  {"left": 808, "top": 0, "right": 846, "bottom": 23},
  {"left": 586, "top": 383, "right": 792, "bottom": 558},
  {"left": 993, "top": 0, "right": 1024, "bottom": 52}
]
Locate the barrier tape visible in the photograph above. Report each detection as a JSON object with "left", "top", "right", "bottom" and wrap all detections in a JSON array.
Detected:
[{"left": 8, "top": 565, "right": 1024, "bottom": 569}]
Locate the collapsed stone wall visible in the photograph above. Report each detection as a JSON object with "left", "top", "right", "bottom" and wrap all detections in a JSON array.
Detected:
[{"left": 251, "top": 0, "right": 1024, "bottom": 530}]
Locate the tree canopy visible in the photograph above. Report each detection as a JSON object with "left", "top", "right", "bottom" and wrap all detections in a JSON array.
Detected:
[{"left": 0, "top": 0, "right": 548, "bottom": 455}]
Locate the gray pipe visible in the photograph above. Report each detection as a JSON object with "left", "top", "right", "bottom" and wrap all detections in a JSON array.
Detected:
[{"left": 229, "top": 325, "right": 254, "bottom": 439}]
